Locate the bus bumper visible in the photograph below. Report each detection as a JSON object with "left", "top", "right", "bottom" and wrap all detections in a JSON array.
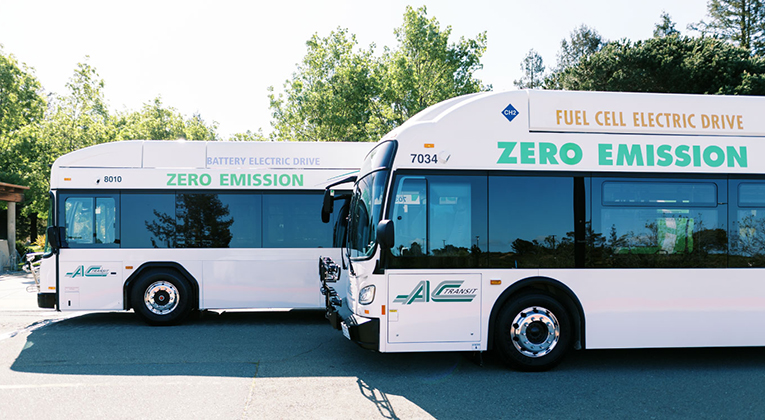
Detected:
[
  {"left": 320, "top": 256, "right": 379, "bottom": 350},
  {"left": 37, "top": 292, "right": 56, "bottom": 309},
  {"left": 328, "top": 302, "right": 380, "bottom": 351}
]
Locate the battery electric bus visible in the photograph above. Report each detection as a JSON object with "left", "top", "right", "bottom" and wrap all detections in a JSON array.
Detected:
[
  {"left": 320, "top": 89, "right": 765, "bottom": 370},
  {"left": 38, "top": 140, "right": 370, "bottom": 325}
]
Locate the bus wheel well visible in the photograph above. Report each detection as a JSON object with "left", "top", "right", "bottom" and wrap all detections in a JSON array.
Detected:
[
  {"left": 124, "top": 262, "right": 199, "bottom": 312},
  {"left": 488, "top": 277, "right": 585, "bottom": 352}
]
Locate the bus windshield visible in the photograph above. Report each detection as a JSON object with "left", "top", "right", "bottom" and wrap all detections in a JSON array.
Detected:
[
  {"left": 347, "top": 140, "right": 397, "bottom": 259},
  {"left": 347, "top": 169, "right": 388, "bottom": 259}
]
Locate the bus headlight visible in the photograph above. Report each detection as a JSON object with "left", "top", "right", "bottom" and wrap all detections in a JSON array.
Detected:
[{"left": 359, "top": 285, "right": 375, "bottom": 305}]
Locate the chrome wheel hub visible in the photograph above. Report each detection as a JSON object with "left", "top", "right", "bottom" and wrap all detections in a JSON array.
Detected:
[
  {"left": 144, "top": 281, "right": 179, "bottom": 315},
  {"left": 510, "top": 306, "right": 560, "bottom": 358}
]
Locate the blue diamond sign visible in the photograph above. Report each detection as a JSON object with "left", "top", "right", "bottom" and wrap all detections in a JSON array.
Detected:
[{"left": 502, "top": 103, "right": 519, "bottom": 123}]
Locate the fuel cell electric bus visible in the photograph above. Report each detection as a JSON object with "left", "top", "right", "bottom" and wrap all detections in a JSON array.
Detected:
[
  {"left": 319, "top": 89, "right": 765, "bottom": 370},
  {"left": 38, "top": 140, "right": 370, "bottom": 325}
]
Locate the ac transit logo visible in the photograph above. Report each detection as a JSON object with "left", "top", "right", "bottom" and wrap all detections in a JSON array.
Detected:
[
  {"left": 66, "top": 265, "right": 110, "bottom": 278},
  {"left": 393, "top": 280, "right": 478, "bottom": 305}
]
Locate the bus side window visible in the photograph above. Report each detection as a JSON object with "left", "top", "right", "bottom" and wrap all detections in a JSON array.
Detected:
[
  {"left": 391, "top": 177, "right": 427, "bottom": 256},
  {"left": 95, "top": 197, "right": 117, "bottom": 244},
  {"left": 65, "top": 197, "right": 94, "bottom": 245},
  {"left": 591, "top": 178, "right": 726, "bottom": 268},
  {"left": 730, "top": 181, "right": 765, "bottom": 267}
]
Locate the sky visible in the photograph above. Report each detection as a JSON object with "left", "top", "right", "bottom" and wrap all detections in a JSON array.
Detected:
[{"left": 0, "top": 0, "right": 710, "bottom": 139}]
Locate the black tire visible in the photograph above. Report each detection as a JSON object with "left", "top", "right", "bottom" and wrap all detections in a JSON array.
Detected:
[
  {"left": 495, "top": 293, "right": 571, "bottom": 371},
  {"left": 130, "top": 269, "right": 193, "bottom": 326}
]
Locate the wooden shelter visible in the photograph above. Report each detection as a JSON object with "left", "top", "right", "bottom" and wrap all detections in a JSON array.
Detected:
[{"left": 0, "top": 181, "right": 29, "bottom": 270}]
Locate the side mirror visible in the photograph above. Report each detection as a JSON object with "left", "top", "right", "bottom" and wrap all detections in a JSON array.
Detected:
[
  {"left": 47, "top": 226, "right": 64, "bottom": 251},
  {"left": 321, "top": 189, "right": 334, "bottom": 223},
  {"left": 377, "top": 220, "right": 395, "bottom": 249}
]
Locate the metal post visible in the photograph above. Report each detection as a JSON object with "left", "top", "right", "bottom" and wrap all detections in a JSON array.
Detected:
[{"left": 7, "top": 201, "right": 15, "bottom": 269}]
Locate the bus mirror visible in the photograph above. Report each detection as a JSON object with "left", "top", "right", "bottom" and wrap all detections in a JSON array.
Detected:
[
  {"left": 321, "top": 189, "right": 334, "bottom": 224},
  {"left": 377, "top": 220, "right": 395, "bottom": 249},
  {"left": 47, "top": 226, "right": 63, "bottom": 251}
]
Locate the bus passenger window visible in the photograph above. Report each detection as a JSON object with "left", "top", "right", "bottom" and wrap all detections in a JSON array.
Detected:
[
  {"left": 731, "top": 182, "right": 765, "bottom": 267},
  {"left": 591, "top": 179, "right": 726, "bottom": 268},
  {"left": 65, "top": 197, "right": 94, "bottom": 245},
  {"left": 389, "top": 174, "right": 487, "bottom": 268}
]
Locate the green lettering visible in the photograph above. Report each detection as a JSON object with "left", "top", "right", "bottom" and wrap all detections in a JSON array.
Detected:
[
  {"left": 539, "top": 143, "right": 558, "bottom": 165},
  {"left": 598, "top": 144, "right": 613, "bottom": 166},
  {"left": 264, "top": 174, "right": 273, "bottom": 186},
  {"left": 646, "top": 145, "right": 655, "bottom": 166},
  {"left": 167, "top": 173, "right": 177, "bottom": 186},
  {"left": 675, "top": 145, "right": 691, "bottom": 167},
  {"left": 252, "top": 174, "right": 262, "bottom": 186},
  {"left": 693, "top": 145, "right": 702, "bottom": 167},
  {"left": 727, "top": 146, "right": 748, "bottom": 168},
  {"left": 292, "top": 174, "right": 304, "bottom": 186},
  {"left": 703, "top": 146, "right": 725, "bottom": 167},
  {"left": 497, "top": 142, "right": 517, "bottom": 164},
  {"left": 220, "top": 174, "right": 229, "bottom": 186},
  {"left": 520, "top": 142, "right": 535, "bottom": 164},
  {"left": 200, "top": 173, "right": 212, "bottom": 186},
  {"left": 178, "top": 173, "right": 187, "bottom": 186},
  {"left": 657, "top": 145, "right": 673, "bottom": 167},
  {"left": 188, "top": 173, "right": 199, "bottom": 186},
  {"left": 616, "top": 144, "right": 644, "bottom": 166},
  {"left": 559, "top": 143, "right": 582, "bottom": 165},
  {"left": 279, "top": 174, "right": 291, "bottom": 186},
  {"left": 232, "top": 173, "right": 247, "bottom": 186}
]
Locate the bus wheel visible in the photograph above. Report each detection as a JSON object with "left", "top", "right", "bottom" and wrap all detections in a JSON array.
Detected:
[
  {"left": 131, "top": 270, "right": 192, "bottom": 326},
  {"left": 495, "top": 294, "right": 571, "bottom": 371}
]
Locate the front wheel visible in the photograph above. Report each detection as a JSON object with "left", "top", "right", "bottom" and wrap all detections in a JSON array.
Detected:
[
  {"left": 495, "top": 294, "right": 571, "bottom": 371},
  {"left": 130, "top": 270, "right": 193, "bottom": 326}
]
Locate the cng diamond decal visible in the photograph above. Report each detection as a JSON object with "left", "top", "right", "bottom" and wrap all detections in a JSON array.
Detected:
[{"left": 502, "top": 103, "right": 519, "bottom": 123}]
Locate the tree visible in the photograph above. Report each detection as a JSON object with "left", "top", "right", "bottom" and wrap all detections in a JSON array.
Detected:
[
  {"left": 380, "top": 6, "right": 489, "bottom": 126},
  {"left": 654, "top": 12, "right": 680, "bottom": 38},
  {"left": 0, "top": 46, "right": 46, "bottom": 195},
  {"left": 690, "top": 0, "right": 765, "bottom": 54},
  {"left": 545, "top": 25, "right": 605, "bottom": 89},
  {"left": 514, "top": 49, "right": 545, "bottom": 89},
  {"left": 0, "top": 46, "right": 46, "bottom": 146},
  {"left": 114, "top": 96, "right": 219, "bottom": 141},
  {"left": 229, "top": 129, "right": 267, "bottom": 142},
  {"left": 268, "top": 28, "right": 381, "bottom": 142},
  {"left": 268, "top": 6, "right": 489, "bottom": 142},
  {"left": 555, "top": 35, "right": 765, "bottom": 95}
]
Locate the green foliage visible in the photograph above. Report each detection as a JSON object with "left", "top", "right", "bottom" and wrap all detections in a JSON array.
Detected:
[
  {"left": 229, "top": 129, "right": 267, "bottom": 141},
  {"left": 269, "top": 28, "right": 381, "bottom": 142},
  {"left": 0, "top": 46, "right": 47, "bottom": 194},
  {"left": 0, "top": 46, "right": 46, "bottom": 140},
  {"left": 514, "top": 49, "right": 546, "bottom": 89},
  {"left": 380, "top": 6, "right": 489, "bottom": 126},
  {"left": 654, "top": 12, "right": 680, "bottom": 38},
  {"left": 269, "top": 6, "right": 489, "bottom": 142},
  {"left": 0, "top": 54, "right": 222, "bottom": 226},
  {"left": 114, "top": 97, "right": 219, "bottom": 141},
  {"left": 545, "top": 25, "right": 604, "bottom": 89},
  {"left": 553, "top": 35, "right": 765, "bottom": 95},
  {"left": 691, "top": 0, "right": 765, "bottom": 54}
]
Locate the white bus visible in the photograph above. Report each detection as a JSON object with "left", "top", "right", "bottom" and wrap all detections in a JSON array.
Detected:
[
  {"left": 319, "top": 89, "right": 765, "bottom": 371},
  {"left": 37, "top": 140, "right": 371, "bottom": 325}
]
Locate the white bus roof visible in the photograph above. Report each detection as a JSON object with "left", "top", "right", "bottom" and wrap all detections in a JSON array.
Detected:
[
  {"left": 51, "top": 140, "right": 373, "bottom": 190},
  {"left": 385, "top": 90, "right": 765, "bottom": 174},
  {"left": 53, "top": 140, "right": 372, "bottom": 170}
]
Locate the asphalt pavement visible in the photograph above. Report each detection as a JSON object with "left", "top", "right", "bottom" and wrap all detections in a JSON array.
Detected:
[
  {"left": 0, "top": 271, "right": 76, "bottom": 340},
  {"left": 3, "top": 270, "right": 765, "bottom": 419}
]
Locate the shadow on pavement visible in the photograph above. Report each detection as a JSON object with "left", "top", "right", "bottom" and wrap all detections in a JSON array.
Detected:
[{"left": 10, "top": 311, "right": 765, "bottom": 419}]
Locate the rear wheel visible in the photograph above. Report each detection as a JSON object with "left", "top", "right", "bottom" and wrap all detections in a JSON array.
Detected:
[
  {"left": 495, "top": 294, "right": 571, "bottom": 371},
  {"left": 131, "top": 270, "right": 193, "bottom": 326}
]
